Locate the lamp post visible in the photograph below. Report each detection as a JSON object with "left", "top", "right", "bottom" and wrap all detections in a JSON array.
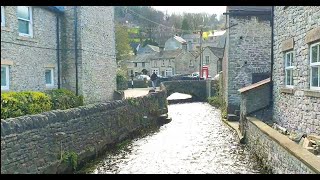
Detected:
[{"left": 198, "top": 28, "right": 203, "bottom": 80}]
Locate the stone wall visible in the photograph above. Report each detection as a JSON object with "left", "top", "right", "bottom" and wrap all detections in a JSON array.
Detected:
[
  {"left": 272, "top": 6, "right": 320, "bottom": 136},
  {"left": 225, "top": 14, "right": 271, "bottom": 113},
  {"left": 245, "top": 117, "right": 320, "bottom": 174},
  {"left": 1, "top": 90, "right": 167, "bottom": 174},
  {"left": 1, "top": 6, "right": 59, "bottom": 92},
  {"left": 61, "top": 6, "right": 116, "bottom": 104}
]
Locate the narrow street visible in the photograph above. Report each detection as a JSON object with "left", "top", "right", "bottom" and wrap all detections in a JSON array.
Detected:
[{"left": 87, "top": 102, "right": 265, "bottom": 174}]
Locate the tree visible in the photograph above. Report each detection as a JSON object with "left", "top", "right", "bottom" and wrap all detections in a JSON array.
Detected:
[
  {"left": 181, "top": 18, "right": 191, "bottom": 31},
  {"left": 115, "top": 23, "right": 133, "bottom": 62}
]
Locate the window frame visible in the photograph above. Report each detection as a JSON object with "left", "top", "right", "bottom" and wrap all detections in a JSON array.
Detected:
[
  {"left": 45, "top": 68, "right": 54, "bottom": 87},
  {"left": 161, "top": 59, "right": 165, "bottom": 67},
  {"left": 205, "top": 55, "right": 210, "bottom": 65},
  {"left": 142, "top": 62, "right": 145, "bottom": 68},
  {"left": 1, "top": 6, "right": 5, "bottom": 27},
  {"left": 1, "top": 65, "right": 10, "bottom": 90},
  {"left": 165, "top": 68, "right": 172, "bottom": 77},
  {"left": 189, "top": 59, "right": 194, "bottom": 67},
  {"left": 134, "top": 62, "right": 137, "bottom": 67},
  {"left": 17, "top": 6, "right": 33, "bottom": 37},
  {"left": 310, "top": 42, "right": 320, "bottom": 91},
  {"left": 284, "top": 51, "right": 294, "bottom": 88}
]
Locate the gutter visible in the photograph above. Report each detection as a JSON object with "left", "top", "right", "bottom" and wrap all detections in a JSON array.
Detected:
[
  {"left": 270, "top": 6, "right": 274, "bottom": 104},
  {"left": 74, "top": 6, "right": 79, "bottom": 96},
  {"left": 56, "top": 14, "right": 61, "bottom": 89}
]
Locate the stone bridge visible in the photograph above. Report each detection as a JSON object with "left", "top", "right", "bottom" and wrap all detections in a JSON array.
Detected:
[{"left": 160, "top": 80, "right": 217, "bottom": 102}]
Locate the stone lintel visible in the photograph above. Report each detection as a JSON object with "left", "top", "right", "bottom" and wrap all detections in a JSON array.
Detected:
[
  {"left": 1, "top": 59, "right": 14, "bottom": 66},
  {"left": 281, "top": 38, "right": 294, "bottom": 52},
  {"left": 280, "top": 87, "right": 294, "bottom": 94},
  {"left": 305, "top": 27, "right": 320, "bottom": 44}
]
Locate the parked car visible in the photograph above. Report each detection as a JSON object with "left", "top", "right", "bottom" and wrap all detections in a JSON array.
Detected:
[{"left": 136, "top": 74, "right": 150, "bottom": 81}]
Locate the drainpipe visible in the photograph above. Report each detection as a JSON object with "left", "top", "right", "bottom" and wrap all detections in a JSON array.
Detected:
[
  {"left": 270, "top": 6, "right": 274, "bottom": 104},
  {"left": 74, "top": 6, "right": 79, "bottom": 96},
  {"left": 56, "top": 15, "right": 61, "bottom": 89}
]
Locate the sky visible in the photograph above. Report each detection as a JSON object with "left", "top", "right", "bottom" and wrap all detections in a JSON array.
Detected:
[{"left": 152, "top": 6, "right": 226, "bottom": 17}]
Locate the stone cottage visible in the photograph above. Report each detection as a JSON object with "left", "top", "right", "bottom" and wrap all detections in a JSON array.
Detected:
[
  {"left": 196, "top": 46, "right": 224, "bottom": 78},
  {"left": 272, "top": 6, "right": 320, "bottom": 135},
  {"left": 137, "top": 44, "right": 160, "bottom": 55},
  {"left": 1, "top": 6, "right": 117, "bottom": 104},
  {"left": 126, "top": 53, "right": 156, "bottom": 77},
  {"left": 222, "top": 6, "right": 272, "bottom": 115}
]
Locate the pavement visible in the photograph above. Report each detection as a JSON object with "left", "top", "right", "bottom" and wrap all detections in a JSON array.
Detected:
[
  {"left": 124, "top": 87, "right": 160, "bottom": 99},
  {"left": 221, "top": 119, "right": 244, "bottom": 143}
]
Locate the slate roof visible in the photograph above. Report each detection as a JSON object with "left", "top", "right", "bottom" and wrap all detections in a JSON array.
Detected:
[
  {"left": 227, "top": 6, "right": 271, "bottom": 12},
  {"left": 47, "top": 6, "right": 65, "bottom": 14},
  {"left": 130, "top": 53, "right": 157, "bottom": 63},
  {"left": 151, "top": 49, "right": 183, "bottom": 59},
  {"left": 146, "top": 45, "right": 160, "bottom": 52},
  {"left": 173, "top": 36, "right": 187, "bottom": 44},
  {"left": 207, "top": 47, "right": 224, "bottom": 59}
]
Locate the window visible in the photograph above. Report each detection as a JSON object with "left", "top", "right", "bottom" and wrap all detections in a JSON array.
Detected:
[
  {"left": 205, "top": 56, "right": 210, "bottom": 65},
  {"left": 168, "top": 59, "right": 171, "bottom": 67},
  {"left": 310, "top": 42, "right": 320, "bottom": 90},
  {"left": 142, "top": 62, "right": 145, "bottom": 67},
  {"left": 1, "top": 65, "right": 9, "bottom": 90},
  {"left": 162, "top": 60, "right": 165, "bottom": 67},
  {"left": 1, "top": 6, "right": 5, "bottom": 27},
  {"left": 189, "top": 59, "right": 193, "bottom": 67},
  {"left": 134, "top": 63, "right": 137, "bottom": 67},
  {"left": 151, "top": 68, "right": 159, "bottom": 75},
  {"left": 193, "top": 39, "right": 197, "bottom": 43},
  {"left": 165, "top": 69, "right": 172, "bottom": 77},
  {"left": 17, "top": 6, "right": 33, "bottom": 37},
  {"left": 285, "top": 51, "right": 294, "bottom": 87},
  {"left": 45, "top": 68, "right": 54, "bottom": 87}
]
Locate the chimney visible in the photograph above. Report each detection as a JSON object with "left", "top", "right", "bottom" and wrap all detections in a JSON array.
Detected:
[{"left": 159, "top": 46, "right": 164, "bottom": 56}]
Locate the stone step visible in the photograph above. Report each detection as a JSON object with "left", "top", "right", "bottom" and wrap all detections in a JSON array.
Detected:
[{"left": 227, "top": 114, "right": 239, "bottom": 121}]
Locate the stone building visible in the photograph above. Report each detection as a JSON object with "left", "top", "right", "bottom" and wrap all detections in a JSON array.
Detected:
[
  {"left": 137, "top": 44, "right": 160, "bottom": 55},
  {"left": 272, "top": 6, "right": 320, "bottom": 135},
  {"left": 126, "top": 53, "right": 156, "bottom": 76},
  {"left": 196, "top": 46, "right": 224, "bottom": 78},
  {"left": 164, "top": 35, "right": 187, "bottom": 51},
  {"left": 1, "top": 6, "right": 117, "bottom": 104},
  {"left": 222, "top": 6, "right": 272, "bottom": 115}
]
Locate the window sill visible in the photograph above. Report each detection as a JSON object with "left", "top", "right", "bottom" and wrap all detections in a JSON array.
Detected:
[
  {"left": 1, "top": 60, "right": 14, "bottom": 66},
  {"left": 17, "top": 36, "right": 37, "bottom": 43},
  {"left": 280, "top": 87, "right": 294, "bottom": 94},
  {"left": 1, "top": 26, "right": 12, "bottom": 32},
  {"left": 304, "top": 90, "right": 320, "bottom": 98}
]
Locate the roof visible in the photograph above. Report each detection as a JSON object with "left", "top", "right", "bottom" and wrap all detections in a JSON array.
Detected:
[
  {"left": 47, "top": 6, "right": 65, "bottom": 14},
  {"left": 173, "top": 36, "right": 187, "bottom": 44},
  {"left": 129, "top": 53, "right": 157, "bottom": 63},
  {"left": 183, "top": 34, "right": 200, "bottom": 39},
  {"left": 207, "top": 47, "right": 224, "bottom": 59},
  {"left": 227, "top": 6, "right": 271, "bottom": 12},
  {"left": 146, "top": 45, "right": 160, "bottom": 52},
  {"left": 189, "top": 50, "right": 200, "bottom": 58},
  {"left": 151, "top": 49, "right": 183, "bottom": 59}
]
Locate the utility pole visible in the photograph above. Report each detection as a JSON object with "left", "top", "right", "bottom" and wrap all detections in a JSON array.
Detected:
[{"left": 199, "top": 28, "right": 203, "bottom": 80}]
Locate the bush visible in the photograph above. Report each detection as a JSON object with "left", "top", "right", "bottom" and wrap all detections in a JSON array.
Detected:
[
  {"left": 45, "top": 89, "right": 83, "bottom": 110},
  {"left": 208, "top": 96, "right": 222, "bottom": 108},
  {"left": 1, "top": 91, "right": 52, "bottom": 119},
  {"left": 117, "top": 70, "right": 128, "bottom": 90}
]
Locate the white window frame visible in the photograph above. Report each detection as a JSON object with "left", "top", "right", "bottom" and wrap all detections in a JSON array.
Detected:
[
  {"left": 17, "top": 6, "right": 33, "bottom": 37},
  {"left": 165, "top": 68, "right": 172, "bottom": 77},
  {"left": 162, "top": 59, "right": 165, "bottom": 67},
  {"left": 151, "top": 68, "right": 159, "bottom": 76},
  {"left": 45, "top": 68, "right": 54, "bottom": 87},
  {"left": 168, "top": 59, "right": 171, "bottom": 67},
  {"left": 1, "top": 65, "right": 10, "bottom": 90},
  {"left": 205, "top": 55, "right": 210, "bottom": 65},
  {"left": 285, "top": 51, "right": 294, "bottom": 88},
  {"left": 1, "top": 6, "right": 5, "bottom": 27},
  {"left": 310, "top": 42, "right": 320, "bottom": 91}
]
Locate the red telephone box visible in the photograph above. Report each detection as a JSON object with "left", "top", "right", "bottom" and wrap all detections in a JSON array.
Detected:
[{"left": 202, "top": 66, "right": 209, "bottom": 79}]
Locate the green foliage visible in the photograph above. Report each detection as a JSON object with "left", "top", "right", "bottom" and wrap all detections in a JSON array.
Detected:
[
  {"left": 181, "top": 18, "right": 191, "bottom": 31},
  {"left": 208, "top": 96, "right": 222, "bottom": 108},
  {"left": 115, "top": 23, "right": 133, "bottom": 62},
  {"left": 45, "top": 89, "right": 83, "bottom": 110},
  {"left": 127, "top": 98, "right": 140, "bottom": 106},
  {"left": 1, "top": 91, "right": 52, "bottom": 119},
  {"left": 62, "top": 151, "right": 78, "bottom": 170},
  {"left": 117, "top": 70, "right": 128, "bottom": 90},
  {"left": 142, "top": 39, "right": 159, "bottom": 47}
]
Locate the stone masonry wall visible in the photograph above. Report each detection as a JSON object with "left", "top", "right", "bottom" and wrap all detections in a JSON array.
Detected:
[
  {"left": 273, "top": 6, "right": 320, "bottom": 135},
  {"left": 1, "top": 6, "right": 59, "bottom": 92},
  {"left": 246, "top": 118, "right": 319, "bottom": 174},
  {"left": 1, "top": 90, "right": 167, "bottom": 174},
  {"left": 61, "top": 6, "right": 116, "bottom": 104},
  {"left": 227, "top": 14, "right": 271, "bottom": 113}
]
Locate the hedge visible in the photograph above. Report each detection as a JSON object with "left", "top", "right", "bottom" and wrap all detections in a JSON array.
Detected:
[
  {"left": 45, "top": 89, "right": 83, "bottom": 110},
  {"left": 1, "top": 91, "right": 52, "bottom": 119},
  {"left": 1, "top": 89, "right": 83, "bottom": 120}
]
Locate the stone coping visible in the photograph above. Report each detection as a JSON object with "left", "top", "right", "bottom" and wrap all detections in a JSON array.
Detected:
[
  {"left": 280, "top": 87, "right": 294, "bottom": 94},
  {"left": 304, "top": 90, "right": 320, "bottom": 98},
  {"left": 247, "top": 117, "right": 320, "bottom": 173},
  {"left": 238, "top": 78, "right": 270, "bottom": 93}
]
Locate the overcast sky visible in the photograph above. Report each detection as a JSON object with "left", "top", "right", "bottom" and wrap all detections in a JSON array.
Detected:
[{"left": 152, "top": 6, "right": 226, "bottom": 17}]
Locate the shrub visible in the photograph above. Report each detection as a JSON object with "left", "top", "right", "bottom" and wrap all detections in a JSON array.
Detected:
[
  {"left": 1, "top": 91, "right": 52, "bottom": 119},
  {"left": 45, "top": 89, "right": 83, "bottom": 110},
  {"left": 208, "top": 96, "right": 222, "bottom": 108},
  {"left": 117, "top": 70, "right": 128, "bottom": 90}
]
